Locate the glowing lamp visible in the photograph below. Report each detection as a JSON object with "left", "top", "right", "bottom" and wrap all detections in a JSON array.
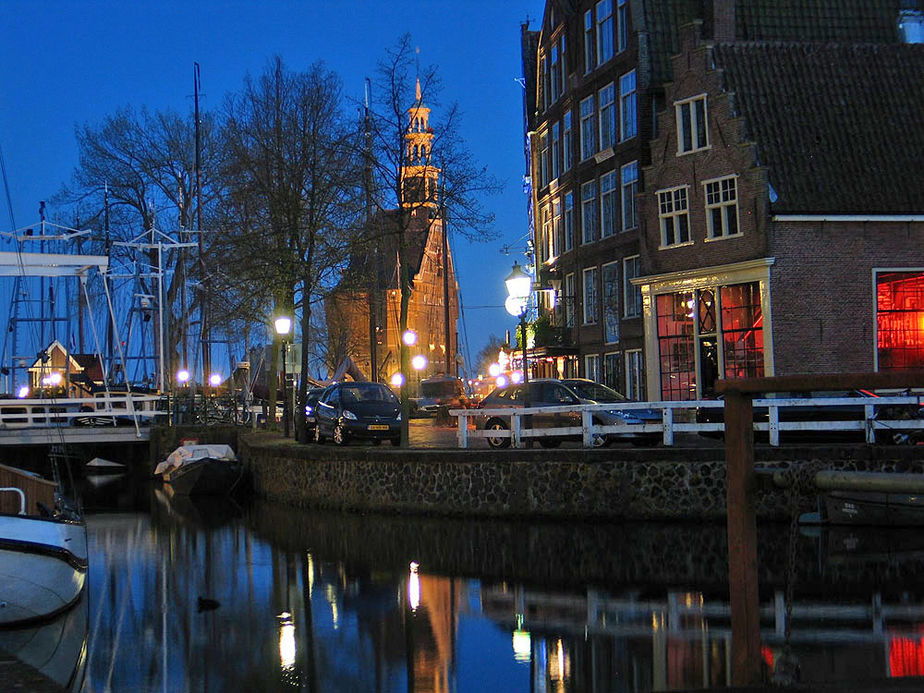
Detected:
[
  {"left": 209, "top": 373, "right": 222, "bottom": 387},
  {"left": 176, "top": 369, "right": 190, "bottom": 384},
  {"left": 274, "top": 315, "right": 292, "bottom": 336},
  {"left": 390, "top": 372, "right": 405, "bottom": 388},
  {"left": 402, "top": 330, "right": 417, "bottom": 346},
  {"left": 411, "top": 354, "right": 427, "bottom": 371}
]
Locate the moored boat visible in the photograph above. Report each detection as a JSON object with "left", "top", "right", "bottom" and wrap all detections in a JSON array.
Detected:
[
  {"left": 0, "top": 461, "right": 88, "bottom": 626},
  {"left": 153, "top": 444, "right": 243, "bottom": 496},
  {"left": 824, "top": 490, "right": 924, "bottom": 526}
]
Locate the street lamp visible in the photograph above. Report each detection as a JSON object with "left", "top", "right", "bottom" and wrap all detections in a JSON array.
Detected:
[
  {"left": 274, "top": 315, "right": 292, "bottom": 437},
  {"left": 505, "top": 262, "right": 533, "bottom": 444}
]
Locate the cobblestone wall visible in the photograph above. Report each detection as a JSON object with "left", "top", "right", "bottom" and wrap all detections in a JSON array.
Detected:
[{"left": 240, "top": 432, "right": 924, "bottom": 521}]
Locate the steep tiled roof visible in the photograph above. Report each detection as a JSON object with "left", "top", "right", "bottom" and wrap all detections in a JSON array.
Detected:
[{"left": 713, "top": 42, "right": 924, "bottom": 214}]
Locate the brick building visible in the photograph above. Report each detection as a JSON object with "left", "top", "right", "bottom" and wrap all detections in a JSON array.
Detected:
[
  {"left": 638, "top": 25, "right": 924, "bottom": 400},
  {"left": 523, "top": 0, "right": 924, "bottom": 400}
]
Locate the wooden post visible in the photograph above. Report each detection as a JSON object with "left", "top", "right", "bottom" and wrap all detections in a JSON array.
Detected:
[{"left": 723, "top": 389, "right": 761, "bottom": 685}]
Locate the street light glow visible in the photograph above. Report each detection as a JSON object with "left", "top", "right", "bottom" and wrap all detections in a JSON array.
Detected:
[
  {"left": 402, "top": 329, "right": 417, "bottom": 346},
  {"left": 176, "top": 369, "right": 190, "bottom": 384},
  {"left": 390, "top": 372, "right": 405, "bottom": 387},
  {"left": 411, "top": 354, "right": 427, "bottom": 371},
  {"left": 209, "top": 373, "right": 222, "bottom": 387},
  {"left": 274, "top": 315, "right": 292, "bottom": 336}
]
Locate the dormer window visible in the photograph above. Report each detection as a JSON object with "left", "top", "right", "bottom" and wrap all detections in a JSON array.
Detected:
[{"left": 675, "top": 95, "right": 709, "bottom": 154}]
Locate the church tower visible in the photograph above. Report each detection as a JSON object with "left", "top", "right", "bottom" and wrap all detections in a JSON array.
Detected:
[{"left": 402, "top": 78, "right": 441, "bottom": 208}]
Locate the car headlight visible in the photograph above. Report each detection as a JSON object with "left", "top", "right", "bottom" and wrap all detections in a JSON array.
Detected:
[
  {"left": 305, "top": 405, "right": 313, "bottom": 415},
  {"left": 396, "top": 412, "right": 402, "bottom": 422},
  {"left": 342, "top": 410, "right": 357, "bottom": 420}
]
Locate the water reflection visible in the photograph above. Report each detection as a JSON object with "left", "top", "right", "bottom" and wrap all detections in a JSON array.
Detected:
[{"left": 79, "top": 484, "right": 924, "bottom": 691}]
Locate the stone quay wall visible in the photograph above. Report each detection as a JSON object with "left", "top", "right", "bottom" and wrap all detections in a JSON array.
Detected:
[{"left": 238, "top": 432, "right": 924, "bottom": 521}]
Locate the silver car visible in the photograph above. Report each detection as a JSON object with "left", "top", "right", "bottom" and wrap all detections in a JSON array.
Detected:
[{"left": 475, "top": 378, "right": 661, "bottom": 448}]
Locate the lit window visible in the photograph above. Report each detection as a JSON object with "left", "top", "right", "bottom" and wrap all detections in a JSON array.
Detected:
[
  {"left": 600, "top": 171, "right": 617, "bottom": 238},
  {"left": 625, "top": 349, "right": 643, "bottom": 399},
  {"left": 581, "top": 181, "right": 598, "bottom": 244},
  {"left": 676, "top": 95, "right": 709, "bottom": 153},
  {"left": 598, "top": 83, "right": 616, "bottom": 151},
  {"left": 551, "top": 121, "right": 560, "bottom": 181},
  {"left": 562, "top": 112, "right": 573, "bottom": 172},
  {"left": 621, "top": 161, "right": 638, "bottom": 231},
  {"left": 603, "top": 262, "right": 619, "bottom": 343},
  {"left": 564, "top": 272, "right": 575, "bottom": 327},
  {"left": 596, "top": 0, "right": 613, "bottom": 65},
  {"left": 551, "top": 198, "right": 562, "bottom": 259},
  {"left": 583, "top": 267, "right": 599, "bottom": 325},
  {"left": 877, "top": 271, "right": 924, "bottom": 370},
  {"left": 704, "top": 176, "right": 739, "bottom": 238},
  {"left": 584, "top": 353, "right": 601, "bottom": 381},
  {"left": 620, "top": 70, "right": 637, "bottom": 141},
  {"left": 538, "top": 131, "right": 549, "bottom": 187},
  {"left": 563, "top": 192, "right": 574, "bottom": 252},
  {"left": 549, "top": 43, "right": 560, "bottom": 103},
  {"left": 657, "top": 186, "right": 691, "bottom": 247},
  {"left": 580, "top": 95, "right": 596, "bottom": 160}
]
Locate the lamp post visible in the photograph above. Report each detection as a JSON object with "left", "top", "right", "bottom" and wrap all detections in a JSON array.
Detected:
[
  {"left": 274, "top": 315, "right": 292, "bottom": 437},
  {"left": 505, "top": 262, "right": 533, "bottom": 446}
]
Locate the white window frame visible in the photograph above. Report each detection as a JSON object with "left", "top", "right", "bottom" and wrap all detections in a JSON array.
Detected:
[
  {"left": 538, "top": 130, "right": 550, "bottom": 187},
  {"left": 562, "top": 112, "right": 573, "bottom": 173},
  {"left": 602, "top": 261, "right": 620, "bottom": 344},
  {"left": 581, "top": 180, "right": 598, "bottom": 245},
  {"left": 583, "top": 266, "right": 599, "bottom": 325},
  {"left": 596, "top": 0, "right": 614, "bottom": 66},
  {"left": 584, "top": 9, "right": 595, "bottom": 73},
  {"left": 621, "top": 161, "right": 638, "bottom": 231},
  {"left": 623, "top": 254, "right": 641, "bottom": 318},
  {"left": 676, "top": 94, "right": 709, "bottom": 154},
  {"left": 598, "top": 82, "right": 616, "bottom": 151},
  {"left": 584, "top": 353, "right": 601, "bottom": 382},
  {"left": 539, "top": 205, "right": 551, "bottom": 263},
  {"left": 620, "top": 70, "right": 637, "bottom": 142},
  {"left": 625, "top": 349, "right": 643, "bottom": 400},
  {"left": 617, "top": 0, "right": 628, "bottom": 52},
  {"left": 657, "top": 185, "right": 692, "bottom": 247},
  {"left": 564, "top": 272, "right": 576, "bottom": 327},
  {"left": 549, "top": 42, "right": 561, "bottom": 103},
  {"left": 551, "top": 121, "right": 561, "bottom": 181},
  {"left": 580, "top": 95, "right": 596, "bottom": 160},
  {"left": 600, "top": 171, "right": 617, "bottom": 238},
  {"left": 551, "top": 198, "right": 562, "bottom": 259},
  {"left": 564, "top": 191, "right": 574, "bottom": 252},
  {"left": 703, "top": 175, "right": 740, "bottom": 239},
  {"left": 603, "top": 351, "right": 621, "bottom": 390}
]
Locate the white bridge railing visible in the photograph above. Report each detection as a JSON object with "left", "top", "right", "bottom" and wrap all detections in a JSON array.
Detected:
[
  {"left": 0, "top": 395, "right": 165, "bottom": 429},
  {"left": 450, "top": 395, "right": 924, "bottom": 449}
]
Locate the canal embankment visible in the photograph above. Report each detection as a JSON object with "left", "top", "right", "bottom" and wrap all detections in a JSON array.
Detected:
[{"left": 231, "top": 429, "right": 924, "bottom": 521}]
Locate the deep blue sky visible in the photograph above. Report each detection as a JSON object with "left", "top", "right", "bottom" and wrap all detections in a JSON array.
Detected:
[{"left": 0, "top": 0, "right": 540, "bottom": 374}]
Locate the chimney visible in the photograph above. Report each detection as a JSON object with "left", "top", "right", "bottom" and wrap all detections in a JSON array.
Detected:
[{"left": 711, "top": 0, "right": 736, "bottom": 42}]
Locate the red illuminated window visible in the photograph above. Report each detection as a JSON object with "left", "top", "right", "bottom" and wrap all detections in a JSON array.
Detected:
[
  {"left": 720, "top": 282, "right": 764, "bottom": 380},
  {"left": 657, "top": 292, "right": 695, "bottom": 400},
  {"left": 877, "top": 271, "right": 924, "bottom": 371}
]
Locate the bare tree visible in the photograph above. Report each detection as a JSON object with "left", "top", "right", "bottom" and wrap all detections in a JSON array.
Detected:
[
  {"left": 217, "top": 57, "right": 362, "bottom": 440},
  {"left": 364, "top": 34, "right": 501, "bottom": 445}
]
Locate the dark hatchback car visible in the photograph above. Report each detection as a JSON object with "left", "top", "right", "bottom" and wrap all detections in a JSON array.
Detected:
[
  {"left": 476, "top": 378, "right": 661, "bottom": 448},
  {"left": 303, "top": 387, "right": 328, "bottom": 432},
  {"left": 313, "top": 382, "right": 401, "bottom": 446}
]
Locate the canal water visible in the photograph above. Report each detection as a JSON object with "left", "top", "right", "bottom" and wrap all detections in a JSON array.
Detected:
[{"left": 61, "top": 474, "right": 924, "bottom": 691}]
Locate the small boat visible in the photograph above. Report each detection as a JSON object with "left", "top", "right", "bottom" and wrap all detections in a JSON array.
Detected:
[
  {"left": 0, "top": 460, "right": 88, "bottom": 626},
  {"left": 153, "top": 444, "right": 243, "bottom": 496},
  {"left": 824, "top": 490, "right": 924, "bottom": 526}
]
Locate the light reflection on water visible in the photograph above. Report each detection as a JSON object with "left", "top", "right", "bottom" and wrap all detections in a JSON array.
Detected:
[{"left": 76, "top": 482, "right": 924, "bottom": 692}]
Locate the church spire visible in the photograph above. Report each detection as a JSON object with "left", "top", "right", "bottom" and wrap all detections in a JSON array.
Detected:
[{"left": 401, "top": 76, "right": 440, "bottom": 208}]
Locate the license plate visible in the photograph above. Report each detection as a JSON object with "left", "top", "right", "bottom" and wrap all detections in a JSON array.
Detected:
[{"left": 368, "top": 424, "right": 390, "bottom": 431}]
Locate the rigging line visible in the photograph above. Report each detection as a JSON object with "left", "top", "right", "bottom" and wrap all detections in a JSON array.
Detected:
[{"left": 101, "top": 269, "right": 141, "bottom": 436}]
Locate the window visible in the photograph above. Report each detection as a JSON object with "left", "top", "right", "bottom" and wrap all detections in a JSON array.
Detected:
[
  {"left": 551, "top": 122, "right": 561, "bottom": 181},
  {"left": 564, "top": 191, "right": 574, "bottom": 252},
  {"left": 596, "top": 0, "right": 613, "bottom": 65},
  {"left": 598, "top": 83, "right": 616, "bottom": 151},
  {"left": 721, "top": 283, "right": 764, "bottom": 379},
  {"left": 676, "top": 95, "right": 708, "bottom": 153},
  {"left": 558, "top": 35, "right": 567, "bottom": 93},
  {"left": 584, "top": 9, "right": 595, "bottom": 73},
  {"left": 621, "top": 161, "right": 638, "bottom": 231},
  {"left": 704, "top": 176, "right": 739, "bottom": 238},
  {"left": 603, "top": 261, "right": 620, "bottom": 343},
  {"left": 549, "top": 42, "right": 561, "bottom": 103},
  {"left": 625, "top": 349, "right": 643, "bottom": 400},
  {"left": 658, "top": 186, "right": 691, "bottom": 247},
  {"left": 539, "top": 205, "right": 551, "bottom": 263},
  {"left": 551, "top": 198, "right": 562, "bottom": 259},
  {"left": 562, "top": 112, "right": 573, "bottom": 172},
  {"left": 584, "top": 353, "right": 601, "bottom": 382},
  {"left": 583, "top": 266, "right": 599, "bottom": 324},
  {"left": 620, "top": 70, "right": 637, "bottom": 141},
  {"left": 581, "top": 181, "right": 598, "bottom": 244},
  {"left": 580, "top": 95, "right": 596, "bottom": 160},
  {"left": 600, "top": 171, "right": 617, "bottom": 238},
  {"left": 657, "top": 292, "right": 696, "bottom": 400},
  {"left": 623, "top": 255, "right": 641, "bottom": 317},
  {"left": 540, "top": 55, "right": 549, "bottom": 111},
  {"left": 564, "top": 272, "right": 576, "bottom": 327},
  {"left": 877, "top": 271, "right": 924, "bottom": 370},
  {"left": 538, "top": 131, "right": 549, "bottom": 187},
  {"left": 617, "top": 0, "right": 628, "bottom": 52},
  {"left": 603, "top": 352, "right": 621, "bottom": 390}
]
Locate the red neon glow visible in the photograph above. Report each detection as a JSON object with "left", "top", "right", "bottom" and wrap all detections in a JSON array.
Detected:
[
  {"left": 890, "top": 635, "right": 924, "bottom": 677},
  {"left": 878, "top": 272, "right": 924, "bottom": 370}
]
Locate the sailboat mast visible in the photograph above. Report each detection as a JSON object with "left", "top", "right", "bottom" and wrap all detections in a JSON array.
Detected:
[{"left": 195, "top": 62, "right": 210, "bottom": 384}]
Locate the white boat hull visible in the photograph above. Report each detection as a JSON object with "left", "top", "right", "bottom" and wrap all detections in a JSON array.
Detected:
[{"left": 0, "top": 514, "right": 88, "bottom": 625}]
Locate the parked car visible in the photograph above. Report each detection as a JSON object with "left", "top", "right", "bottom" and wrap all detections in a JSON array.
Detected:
[
  {"left": 303, "top": 387, "right": 328, "bottom": 432},
  {"left": 475, "top": 378, "right": 661, "bottom": 449},
  {"left": 412, "top": 375, "right": 469, "bottom": 419},
  {"left": 694, "top": 389, "right": 923, "bottom": 444},
  {"left": 313, "top": 381, "right": 401, "bottom": 446}
]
